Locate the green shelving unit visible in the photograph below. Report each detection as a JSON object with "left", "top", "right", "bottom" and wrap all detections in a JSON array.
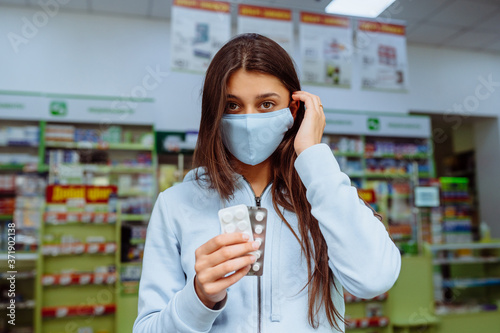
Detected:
[
  {"left": 27, "top": 120, "right": 157, "bottom": 333},
  {"left": 425, "top": 241, "right": 500, "bottom": 333},
  {"left": 322, "top": 125, "right": 436, "bottom": 255}
]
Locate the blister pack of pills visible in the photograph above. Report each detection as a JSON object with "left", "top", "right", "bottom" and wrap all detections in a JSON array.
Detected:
[{"left": 218, "top": 204, "right": 267, "bottom": 276}]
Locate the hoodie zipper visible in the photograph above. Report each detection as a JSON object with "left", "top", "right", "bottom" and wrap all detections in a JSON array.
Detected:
[{"left": 241, "top": 177, "right": 271, "bottom": 333}]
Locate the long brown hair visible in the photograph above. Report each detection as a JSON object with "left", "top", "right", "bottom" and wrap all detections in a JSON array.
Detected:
[{"left": 194, "top": 33, "right": 353, "bottom": 330}]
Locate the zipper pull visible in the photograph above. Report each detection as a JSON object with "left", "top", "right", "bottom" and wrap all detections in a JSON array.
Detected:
[{"left": 255, "top": 196, "right": 261, "bottom": 207}]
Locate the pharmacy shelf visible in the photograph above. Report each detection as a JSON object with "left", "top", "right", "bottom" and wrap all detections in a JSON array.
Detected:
[
  {"left": 0, "top": 300, "right": 36, "bottom": 309},
  {"left": 435, "top": 304, "right": 499, "bottom": 315},
  {"left": 41, "top": 304, "right": 116, "bottom": 318},
  {"left": 118, "top": 190, "right": 153, "bottom": 197},
  {"left": 51, "top": 164, "right": 154, "bottom": 174},
  {"left": 344, "top": 292, "right": 388, "bottom": 303},
  {"left": 433, "top": 257, "right": 500, "bottom": 265},
  {"left": 0, "top": 252, "right": 38, "bottom": 261},
  {"left": 0, "top": 164, "right": 25, "bottom": 171},
  {"left": 364, "top": 172, "right": 431, "bottom": 179},
  {"left": 365, "top": 153, "right": 430, "bottom": 159},
  {"left": 42, "top": 272, "right": 117, "bottom": 286},
  {"left": 44, "top": 212, "right": 117, "bottom": 225},
  {"left": 346, "top": 316, "right": 389, "bottom": 329},
  {"left": 333, "top": 152, "right": 364, "bottom": 158},
  {"left": 45, "top": 141, "right": 153, "bottom": 151},
  {"left": 429, "top": 242, "right": 500, "bottom": 251},
  {"left": 346, "top": 173, "right": 365, "bottom": 178},
  {"left": 442, "top": 277, "right": 500, "bottom": 288},
  {"left": 120, "top": 261, "right": 142, "bottom": 267},
  {"left": 0, "top": 143, "right": 38, "bottom": 148},
  {"left": 0, "top": 270, "right": 36, "bottom": 279},
  {"left": 41, "top": 242, "right": 117, "bottom": 256},
  {"left": 120, "top": 214, "right": 150, "bottom": 221},
  {"left": 129, "top": 238, "right": 146, "bottom": 245}
]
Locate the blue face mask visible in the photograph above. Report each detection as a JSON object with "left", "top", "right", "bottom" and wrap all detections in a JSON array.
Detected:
[{"left": 221, "top": 108, "right": 294, "bottom": 166}]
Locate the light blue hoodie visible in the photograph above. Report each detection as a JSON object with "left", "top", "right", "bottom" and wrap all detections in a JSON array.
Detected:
[{"left": 133, "top": 143, "right": 401, "bottom": 333}]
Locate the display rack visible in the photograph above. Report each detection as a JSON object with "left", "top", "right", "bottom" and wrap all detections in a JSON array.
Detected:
[
  {"left": 0, "top": 119, "right": 157, "bottom": 332},
  {"left": 322, "top": 130, "right": 435, "bottom": 254},
  {"left": 36, "top": 185, "right": 120, "bottom": 333},
  {"left": 345, "top": 291, "right": 390, "bottom": 332},
  {"left": 37, "top": 121, "right": 157, "bottom": 333},
  {"left": 155, "top": 130, "right": 196, "bottom": 192},
  {"left": 0, "top": 120, "right": 46, "bottom": 332},
  {"left": 427, "top": 242, "right": 500, "bottom": 313},
  {"left": 439, "top": 177, "right": 473, "bottom": 243}
]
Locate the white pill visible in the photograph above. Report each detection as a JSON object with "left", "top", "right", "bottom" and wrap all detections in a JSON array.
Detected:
[
  {"left": 255, "top": 238, "right": 262, "bottom": 246},
  {"left": 237, "top": 220, "right": 248, "bottom": 230},
  {"left": 254, "top": 225, "right": 263, "bottom": 234},
  {"left": 252, "top": 263, "right": 261, "bottom": 271},
  {"left": 254, "top": 250, "right": 261, "bottom": 259},
  {"left": 222, "top": 212, "right": 233, "bottom": 223},
  {"left": 235, "top": 209, "right": 246, "bottom": 220},
  {"left": 255, "top": 212, "right": 265, "bottom": 222},
  {"left": 225, "top": 224, "right": 236, "bottom": 233}
]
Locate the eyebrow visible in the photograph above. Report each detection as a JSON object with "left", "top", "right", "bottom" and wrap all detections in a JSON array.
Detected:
[{"left": 226, "top": 93, "right": 281, "bottom": 100}]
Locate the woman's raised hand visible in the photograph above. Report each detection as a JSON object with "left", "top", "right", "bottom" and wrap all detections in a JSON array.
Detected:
[
  {"left": 291, "top": 91, "right": 326, "bottom": 156},
  {"left": 194, "top": 233, "right": 260, "bottom": 309}
]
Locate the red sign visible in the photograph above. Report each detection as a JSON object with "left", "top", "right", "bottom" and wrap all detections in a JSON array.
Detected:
[
  {"left": 300, "top": 12, "right": 350, "bottom": 28},
  {"left": 174, "top": 0, "right": 230, "bottom": 13},
  {"left": 358, "top": 20, "right": 405, "bottom": 36},
  {"left": 239, "top": 4, "right": 291, "bottom": 21},
  {"left": 46, "top": 185, "right": 117, "bottom": 204}
]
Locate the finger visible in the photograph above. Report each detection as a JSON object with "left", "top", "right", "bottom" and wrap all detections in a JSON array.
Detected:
[
  {"left": 292, "top": 91, "right": 321, "bottom": 112},
  {"left": 198, "top": 232, "right": 250, "bottom": 256},
  {"left": 211, "top": 254, "right": 256, "bottom": 280},
  {"left": 205, "top": 241, "right": 260, "bottom": 267},
  {"left": 207, "top": 264, "right": 252, "bottom": 293},
  {"left": 198, "top": 254, "right": 255, "bottom": 286}
]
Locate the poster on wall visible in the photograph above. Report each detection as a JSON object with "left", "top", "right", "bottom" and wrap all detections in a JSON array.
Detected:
[
  {"left": 299, "top": 12, "right": 352, "bottom": 88},
  {"left": 356, "top": 20, "right": 409, "bottom": 92},
  {"left": 237, "top": 4, "right": 293, "bottom": 55},
  {"left": 170, "top": 0, "right": 231, "bottom": 73}
]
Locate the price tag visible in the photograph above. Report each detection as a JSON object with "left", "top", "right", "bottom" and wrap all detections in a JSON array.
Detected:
[
  {"left": 105, "top": 243, "right": 116, "bottom": 253},
  {"left": 42, "top": 275, "right": 55, "bottom": 286},
  {"left": 73, "top": 244, "right": 85, "bottom": 254},
  {"left": 60, "top": 274, "right": 72, "bottom": 285},
  {"left": 79, "top": 274, "right": 91, "bottom": 285},
  {"left": 56, "top": 307, "right": 68, "bottom": 318},
  {"left": 87, "top": 244, "right": 99, "bottom": 254},
  {"left": 94, "top": 305, "right": 105, "bottom": 315},
  {"left": 93, "top": 274, "right": 104, "bottom": 284}
]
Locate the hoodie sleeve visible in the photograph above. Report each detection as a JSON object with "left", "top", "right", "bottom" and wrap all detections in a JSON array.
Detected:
[
  {"left": 294, "top": 143, "right": 401, "bottom": 299},
  {"left": 133, "top": 192, "right": 226, "bottom": 333}
]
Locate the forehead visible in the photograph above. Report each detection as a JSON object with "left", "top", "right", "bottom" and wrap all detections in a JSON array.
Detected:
[{"left": 226, "top": 69, "right": 288, "bottom": 96}]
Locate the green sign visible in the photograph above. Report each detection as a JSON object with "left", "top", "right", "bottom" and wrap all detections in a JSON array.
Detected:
[
  {"left": 50, "top": 101, "right": 68, "bottom": 117},
  {"left": 367, "top": 118, "right": 380, "bottom": 131}
]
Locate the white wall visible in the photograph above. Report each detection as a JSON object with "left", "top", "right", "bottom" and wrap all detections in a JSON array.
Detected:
[{"left": 1, "top": 6, "right": 500, "bottom": 131}]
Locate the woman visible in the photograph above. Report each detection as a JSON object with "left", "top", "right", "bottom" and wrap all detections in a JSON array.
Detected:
[{"left": 134, "top": 33, "right": 401, "bottom": 333}]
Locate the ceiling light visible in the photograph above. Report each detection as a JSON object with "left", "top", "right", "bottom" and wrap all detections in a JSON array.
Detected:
[{"left": 325, "top": 0, "right": 396, "bottom": 18}]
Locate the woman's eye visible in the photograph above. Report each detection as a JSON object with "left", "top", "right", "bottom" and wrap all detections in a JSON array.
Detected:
[
  {"left": 261, "top": 102, "right": 274, "bottom": 109},
  {"left": 226, "top": 103, "right": 239, "bottom": 111}
]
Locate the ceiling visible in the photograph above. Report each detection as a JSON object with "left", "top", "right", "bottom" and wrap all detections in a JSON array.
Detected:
[{"left": 1, "top": 0, "right": 499, "bottom": 54}]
